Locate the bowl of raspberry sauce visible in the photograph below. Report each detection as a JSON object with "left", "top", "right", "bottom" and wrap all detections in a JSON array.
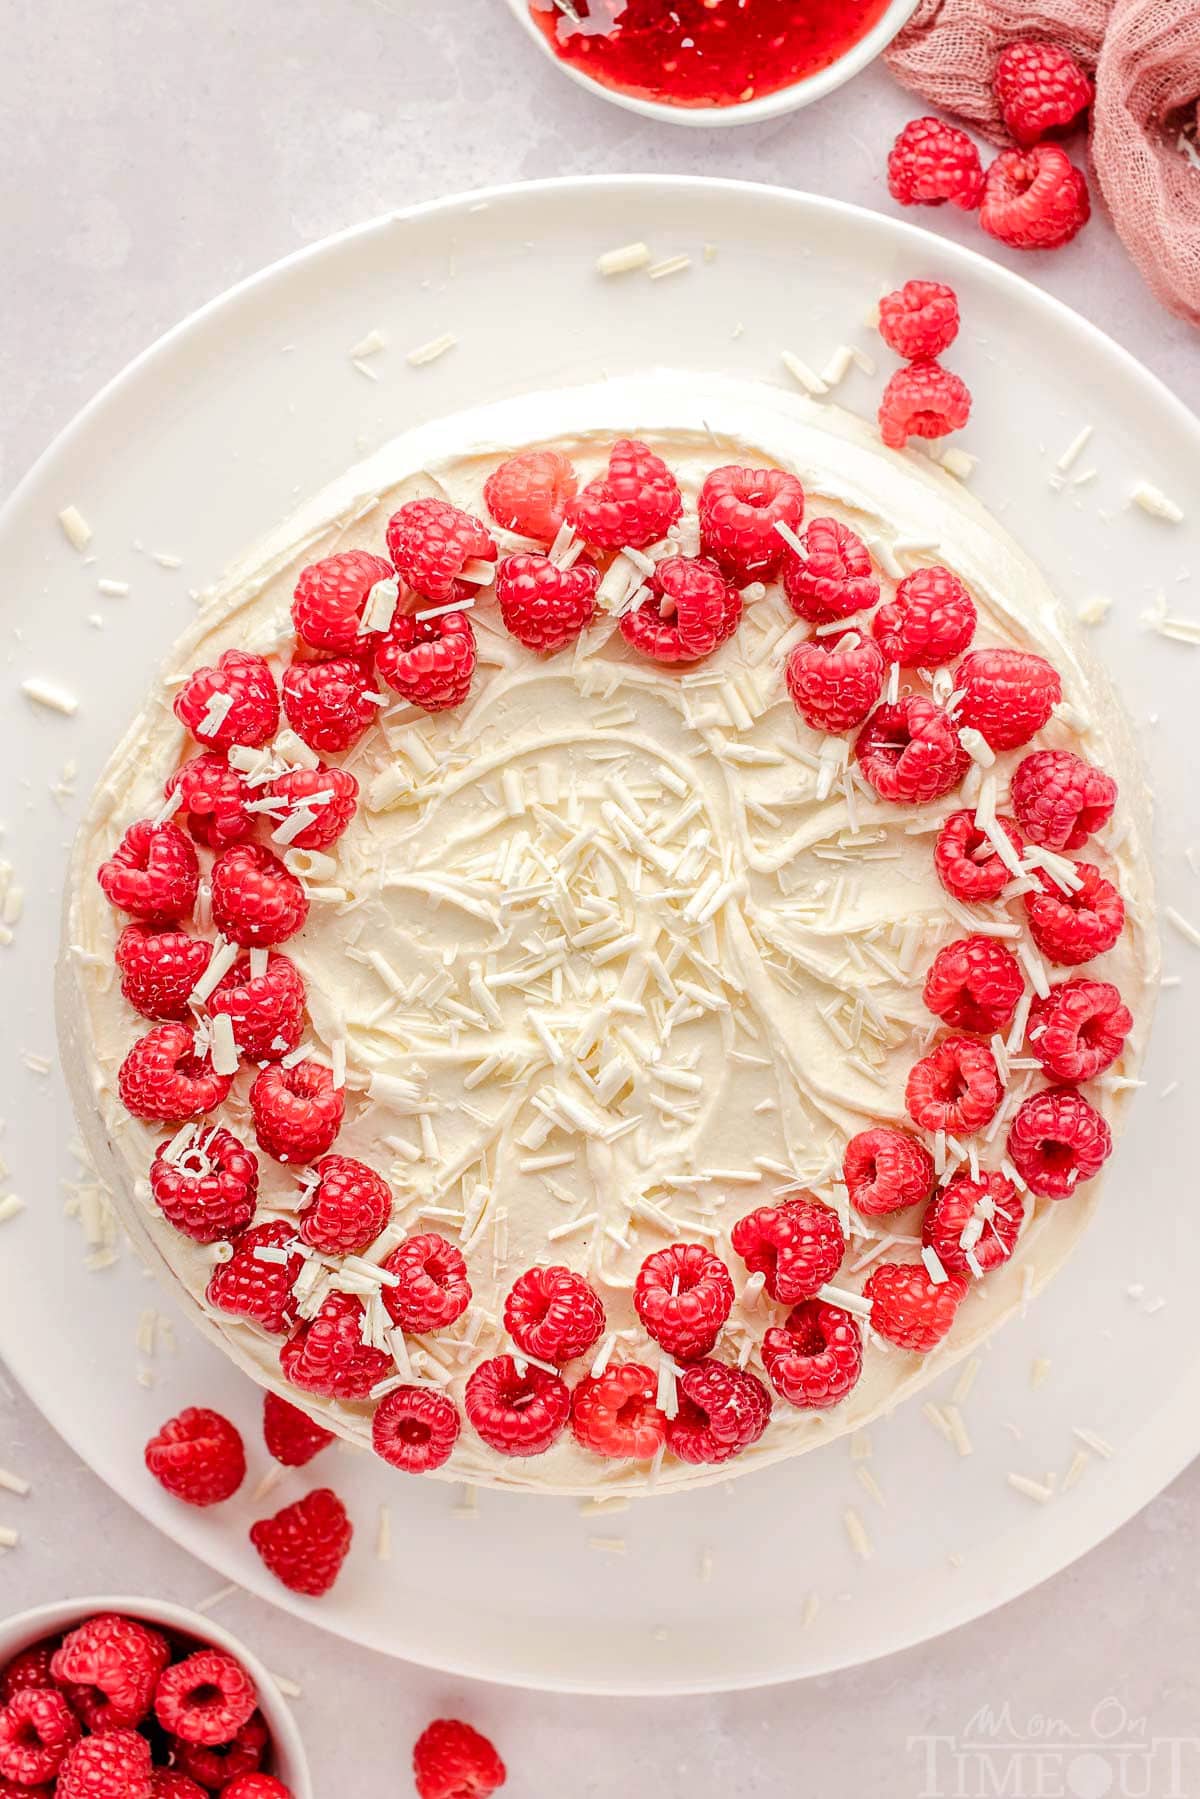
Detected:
[{"left": 508, "top": 0, "right": 918, "bottom": 125}]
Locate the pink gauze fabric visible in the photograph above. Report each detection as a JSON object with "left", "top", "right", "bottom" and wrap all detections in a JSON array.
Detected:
[{"left": 885, "top": 0, "right": 1200, "bottom": 324}]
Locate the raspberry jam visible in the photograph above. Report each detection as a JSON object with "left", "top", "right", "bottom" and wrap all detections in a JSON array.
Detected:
[{"left": 529, "top": 0, "right": 894, "bottom": 109}]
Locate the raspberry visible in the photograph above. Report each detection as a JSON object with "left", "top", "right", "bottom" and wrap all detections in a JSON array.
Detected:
[
  {"left": 205, "top": 1220, "right": 305, "bottom": 1335},
  {"left": 167, "top": 1713, "right": 267, "bottom": 1789},
  {"left": 887, "top": 116, "right": 985, "bottom": 209},
  {"left": 633, "top": 1242, "right": 735, "bottom": 1361},
  {"left": 464, "top": 1355, "right": 570, "bottom": 1458},
  {"left": 0, "top": 1644, "right": 57, "bottom": 1705},
  {"left": 666, "top": 1359, "right": 771, "bottom": 1465},
  {"left": 494, "top": 552, "right": 599, "bottom": 653},
  {"left": 166, "top": 753, "right": 254, "bottom": 850},
  {"left": 209, "top": 952, "right": 306, "bottom": 1062},
  {"left": 980, "top": 144, "right": 1090, "bottom": 250},
  {"left": 264, "top": 763, "right": 358, "bottom": 851},
  {"left": 221, "top": 1780, "right": 295, "bottom": 1799},
  {"left": 152, "top": 1775, "right": 208, "bottom": 1798},
  {"left": 250, "top": 1489, "right": 352, "bottom": 1596},
  {"left": 503, "top": 1265, "right": 605, "bottom": 1365},
  {"left": 619, "top": 555, "right": 740, "bottom": 664},
  {"left": 934, "top": 808, "right": 1024, "bottom": 903},
  {"left": 484, "top": 448, "right": 577, "bottom": 542},
  {"left": 298, "top": 1153, "right": 392, "bottom": 1255},
  {"left": 995, "top": 41, "right": 1093, "bottom": 147},
  {"left": 387, "top": 498, "right": 496, "bottom": 602},
  {"left": 0, "top": 1687, "right": 80, "bottom": 1785},
  {"left": 954, "top": 647, "right": 1061, "bottom": 750},
  {"left": 372, "top": 1385, "right": 460, "bottom": 1475},
  {"left": 1028, "top": 978, "right": 1132, "bottom": 1081},
  {"left": 785, "top": 631, "right": 885, "bottom": 734},
  {"left": 843, "top": 1125, "right": 935, "bottom": 1217},
  {"left": 291, "top": 549, "right": 396, "bottom": 655},
  {"left": 855, "top": 697, "right": 970, "bottom": 804},
  {"left": 118, "top": 1022, "right": 233, "bottom": 1122},
  {"left": 149, "top": 1124, "right": 259, "bottom": 1244},
  {"left": 570, "top": 1362, "right": 667, "bottom": 1461},
  {"left": 210, "top": 842, "right": 308, "bottom": 948},
  {"left": 56, "top": 1730, "right": 153, "bottom": 1799},
  {"left": 923, "top": 934, "right": 1025, "bottom": 1033},
  {"left": 864, "top": 1261, "right": 969, "bottom": 1350},
  {"left": 878, "top": 360, "right": 972, "bottom": 450},
  {"left": 174, "top": 650, "right": 279, "bottom": 751},
  {"left": 374, "top": 611, "right": 477, "bottom": 711},
  {"left": 263, "top": 1390, "right": 334, "bottom": 1467},
  {"left": 905, "top": 1035, "right": 1004, "bottom": 1134},
  {"left": 115, "top": 924, "right": 212, "bottom": 1022},
  {"left": 144, "top": 1406, "right": 246, "bottom": 1506},
  {"left": 730, "top": 1197, "right": 845, "bottom": 1303},
  {"left": 1023, "top": 861, "right": 1124, "bottom": 965},
  {"left": 697, "top": 464, "right": 806, "bottom": 582},
  {"left": 782, "top": 516, "right": 878, "bottom": 622},
  {"left": 1011, "top": 748, "right": 1116, "bottom": 851},
  {"left": 153, "top": 1651, "right": 256, "bottom": 1746},
  {"left": 380, "top": 1233, "right": 472, "bottom": 1334},
  {"left": 1007, "top": 1085, "right": 1112, "bottom": 1197},
  {"left": 51, "top": 1616, "right": 169, "bottom": 1733},
  {"left": 280, "top": 1292, "right": 391, "bottom": 1399},
  {"left": 877, "top": 280, "right": 960, "bottom": 361},
  {"left": 923, "top": 1170, "right": 1025, "bottom": 1274},
  {"left": 762, "top": 1299, "right": 863, "bottom": 1409},
  {"left": 272, "top": 1082, "right": 347, "bottom": 1194},
  {"left": 281, "top": 656, "right": 379, "bottom": 754},
  {"left": 413, "top": 1719, "right": 506, "bottom": 1799},
  {"left": 566, "top": 438, "right": 683, "bottom": 549},
  {"left": 871, "top": 566, "right": 977, "bottom": 666},
  {"left": 98, "top": 820, "right": 199, "bottom": 924}
]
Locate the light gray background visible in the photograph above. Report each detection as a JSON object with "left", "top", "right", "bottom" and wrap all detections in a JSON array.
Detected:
[{"left": 3, "top": 3, "right": 1199, "bottom": 1793}]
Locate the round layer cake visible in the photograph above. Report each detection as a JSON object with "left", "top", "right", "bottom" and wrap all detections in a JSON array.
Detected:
[{"left": 60, "top": 373, "right": 1157, "bottom": 1497}]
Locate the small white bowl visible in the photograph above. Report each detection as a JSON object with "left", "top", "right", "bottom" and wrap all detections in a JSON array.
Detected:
[
  {"left": 503, "top": 0, "right": 918, "bottom": 127},
  {"left": 0, "top": 1596, "right": 312, "bottom": 1798}
]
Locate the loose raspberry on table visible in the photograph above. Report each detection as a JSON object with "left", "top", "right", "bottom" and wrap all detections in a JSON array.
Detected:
[
  {"left": 980, "top": 144, "right": 1090, "bottom": 250},
  {"left": 570, "top": 1362, "right": 667, "bottom": 1461},
  {"left": 1011, "top": 748, "right": 1116, "bottom": 851},
  {"left": 761, "top": 1299, "right": 863, "bottom": 1410},
  {"left": 374, "top": 610, "right": 477, "bottom": 711},
  {"left": 144, "top": 1406, "right": 246, "bottom": 1507},
  {"left": 877, "top": 280, "right": 961, "bottom": 361},
  {"left": 0, "top": 1643, "right": 57, "bottom": 1705},
  {"left": 922, "top": 1170, "right": 1025, "bottom": 1274},
  {"left": 221, "top": 1778, "right": 296, "bottom": 1799},
  {"left": 782, "top": 516, "right": 879, "bottom": 622},
  {"left": 843, "top": 1125, "right": 935, "bottom": 1217},
  {"left": 887, "top": 116, "right": 985, "bottom": 210},
  {"left": 372, "top": 1385, "right": 461, "bottom": 1475},
  {"left": 731, "top": 1197, "right": 845, "bottom": 1303},
  {"left": 209, "top": 952, "right": 306, "bottom": 1062},
  {"left": 387, "top": 497, "right": 496, "bottom": 602},
  {"left": 166, "top": 752, "right": 255, "bottom": 850},
  {"left": 281, "top": 1292, "right": 391, "bottom": 1401},
  {"left": 865, "top": 1260, "right": 969, "bottom": 1351},
  {"left": 153, "top": 1650, "right": 256, "bottom": 1746},
  {"left": 855, "top": 696, "right": 970, "bottom": 804},
  {"left": 464, "top": 1355, "right": 571, "bottom": 1458},
  {"left": 210, "top": 842, "right": 308, "bottom": 949},
  {"left": 923, "top": 934, "right": 1025, "bottom": 1034},
  {"left": 494, "top": 552, "right": 598, "bottom": 653},
  {"left": 98, "top": 820, "right": 199, "bottom": 924},
  {"left": 698, "top": 464, "right": 806, "bottom": 582},
  {"left": 0, "top": 1686, "right": 80, "bottom": 1785},
  {"left": 785, "top": 631, "right": 885, "bottom": 734},
  {"left": 1028, "top": 978, "right": 1132, "bottom": 1081},
  {"left": 484, "top": 447, "right": 578, "bottom": 543},
  {"left": 954, "top": 647, "right": 1062, "bottom": 750},
  {"left": 51, "top": 1615, "right": 169, "bottom": 1734},
  {"left": 413, "top": 1719, "right": 506, "bottom": 1799},
  {"left": 995, "top": 40, "right": 1094, "bottom": 147},
  {"left": 263, "top": 1390, "right": 334, "bottom": 1467},
  {"left": 281, "top": 655, "right": 379, "bottom": 754},
  {"left": 504, "top": 1265, "right": 606, "bottom": 1365},
  {"left": 150, "top": 1124, "right": 258, "bottom": 1244},
  {"left": 871, "top": 565, "right": 977, "bottom": 666},
  {"left": 906, "top": 1034, "right": 1004, "bottom": 1134},
  {"left": 619, "top": 554, "right": 740, "bottom": 664},
  {"left": 250, "top": 1059, "right": 344, "bottom": 1163},
  {"left": 205, "top": 1220, "right": 305, "bottom": 1335},
  {"left": 249, "top": 1489, "right": 352, "bottom": 1597},
  {"left": 56, "top": 1729, "right": 153, "bottom": 1799},
  {"left": 1006, "top": 1085, "right": 1112, "bottom": 1197},
  {"left": 381, "top": 1233, "right": 472, "bottom": 1334},
  {"left": 934, "top": 808, "right": 1024, "bottom": 903},
  {"left": 1023, "top": 861, "right": 1125, "bottom": 965},
  {"left": 174, "top": 650, "right": 279, "bottom": 752},
  {"left": 291, "top": 549, "right": 396, "bottom": 655},
  {"left": 633, "top": 1242, "right": 736, "bottom": 1361},
  {"left": 168, "top": 1712, "right": 268, "bottom": 1789},
  {"left": 118, "top": 1022, "right": 233, "bottom": 1122},
  {"left": 298, "top": 1153, "right": 392, "bottom": 1256},
  {"left": 115, "top": 924, "right": 212, "bottom": 1022},
  {"left": 264, "top": 763, "right": 359, "bottom": 852},
  {"left": 566, "top": 437, "right": 683, "bottom": 549},
  {"left": 878, "top": 360, "right": 972, "bottom": 450},
  {"left": 666, "top": 1359, "right": 772, "bottom": 1465}
]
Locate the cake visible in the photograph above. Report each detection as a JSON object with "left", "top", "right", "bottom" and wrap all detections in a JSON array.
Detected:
[{"left": 60, "top": 373, "right": 1157, "bottom": 1497}]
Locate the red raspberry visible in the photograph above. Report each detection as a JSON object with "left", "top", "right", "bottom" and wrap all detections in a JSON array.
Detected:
[
  {"left": 1009, "top": 1085, "right": 1113, "bottom": 1197},
  {"left": 56, "top": 1730, "right": 153, "bottom": 1799},
  {"left": 785, "top": 630, "right": 885, "bottom": 734},
  {"left": 205, "top": 1220, "right": 305, "bottom": 1335},
  {"left": 263, "top": 764, "right": 358, "bottom": 852},
  {"left": 144, "top": 1406, "right": 246, "bottom": 1506},
  {"left": 263, "top": 1390, "right": 334, "bottom": 1467},
  {"left": 878, "top": 360, "right": 972, "bottom": 450},
  {"left": 118, "top": 1022, "right": 233, "bottom": 1122},
  {"left": 372, "top": 1385, "right": 460, "bottom": 1475},
  {"left": 209, "top": 952, "right": 306, "bottom": 1062},
  {"left": 115, "top": 924, "right": 211, "bottom": 1021},
  {"left": 381, "top": 1233, "right": 472, "bottom": 1333},
  {"left": 174, "top": 650, "right": 279, "bottom": 751},
  {"left": 906, "top": 1035, "right": 1004, "bottom": 1134},
  {"left": 280, "top": 1292, "right": 391, "bottom": 1400},
  {"left": 1011, "top": 748, "right": 1116, "bottom": 851},
  {"left": 566, "top": 438, "right": 682, "bottom": 550},
  {"left": 666, "top": 1359, "right": 771, "bottom": 1465},
  {"left": 995, "top": 41, "right": 1094, "bottom": 147},
  {"left": 387, "top": 498, "right": 496, "bottom": 602},
  {"left": 291, "top": 549, "right": 396, "bottom": 655},
  {"left": 152, "top": 1775, "right": 208, "bottom": 1798},
  {"left": 855, "top": 697, "right": 970, "bottom": 804},
  {"left": 619, "top": 555, "right": 740, "bottom": 664},
  {"left": 298, "top": 1153, "right": 392, "bottom": 1255},
  {"left": 0, "top": 1644, "right": 57, "bottom": 1705},
  {"left": 762, "top": 1299, "right": 863, "bottom": 1409},
  {"left": 484, "top": 448, "right": 577, "bottom": 542},
  {"left": 980, "top": 143, "right": 1090, "bottom": 249},
  {"left": 413, "top": 1719, "right": 506, "bottom": 1799},
  {"left": 494, "top": 552, "right": 599, "bottom": 653},
  {"left": 166, "top": 753, "right": 254, "bottom": 850},
  {"left": 168, "top": 1713, "right": 267, "bottom": 1789},
  {"left": 843, "top": 1125, "right": 935, "bottom": 1217},
  {"left": 887, "top": 116, "right": 985, "bottom": 209},
  {"left": 149, "top": 1124, "right": 259, "bottom": 1244},
  {"left": 0, "top": 1687, "right": 80, "bottom": 1785},
  {"left": 503, "top": 1265, "right": 605, "bottom": 1365},
  {"left": 210, "top": 842, "right": 308, "bottom": 949},
  {"left": 153, "top": 1651, "right": 256, "bottom": 1745},
  {"left": 782, "top": 516, "right": 879, "bottom": 622},
  {"left": 697, "top": 464, "right": 805, "bottom": 582},
  {"left": 98, "top": 820, "right": 199, "bottom": 924},
  {"left": 281, "top": 656, "right": 379, "bottom": 754},
  {"left": 1023, "top": 861, "right": 1124, "bottom": 965},
  {"left": 871, "top": 566, "right": 977, "bottom": 666},
  {"left": 877, "top": 280, "right": 960, "bottom": 361},
  {"left": 922, "top": 1170, "right": 1025, "bottom": 1274},
  {"left": 865, "top": 1260, "right": 969, "bottom": 1350},
  {"left": 374, "top": 611, "right": 477, "bottom": 711},
  {"left": 570, "top": 1362, "right": 667, "bottom": 1461},
  {"left": 249, "top": 1489, "right": 352, "bottom": 1596},
  {"left": 633, "top": 1242, "right": 735, "bottom": 1361},
  {"left": 1029, "top": 978, "right": 1132, "bottom": 1081},
  {"left": 731, "top": 1197, "right": 845, "bottom": 1303},
  {"left": 954, "top": 647, "right": 1062, "bottom": 750},
  {"left": 51, "top": 1616, "right": 169, "bottom": 1733},
  {"left": 221, "top": 1780, "right": 295, "bottom": 1799},
  {"left": 464, "top": 1355, "right": 571, "bottom": 1458},
  {"left": 934, "top": 808, "right": 1024, "bottom": 902},
  {"left": 923, "top": 934, "right": 1025, "bottom": 1033}
]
